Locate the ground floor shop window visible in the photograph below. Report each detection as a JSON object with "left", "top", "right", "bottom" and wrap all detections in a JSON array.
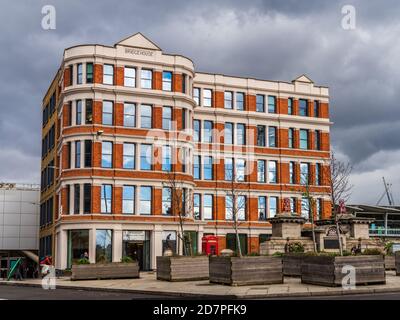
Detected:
[
  {"left": 162, "top": 231, "right": 177, "bottom": 254},
  {"left": 122, "top": 230, "right": 151, "bottom": 271},
  {"left": 96, "top": 229, "right": 113, "bottom": 263},
  {"left": 183, "top": 231, "right": 198, "bottom": 256},
  {"left": 67, "top": 229, "right": 89, "bottom": 268},
  {"left": 226, "top": 233, "right": 248, "bottom": 255}
]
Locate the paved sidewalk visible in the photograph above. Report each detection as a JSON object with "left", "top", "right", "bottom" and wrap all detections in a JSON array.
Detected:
[{"left": 1, "top": 271, "right": 400, "bottom": 299}]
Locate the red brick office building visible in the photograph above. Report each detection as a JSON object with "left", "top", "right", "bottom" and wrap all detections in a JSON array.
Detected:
[{"left": 40, "top": 33, "right": 332, "bottom": 270}]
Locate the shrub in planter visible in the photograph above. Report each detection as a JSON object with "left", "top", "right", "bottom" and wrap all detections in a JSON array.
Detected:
[
  {"left": 301, "top": 254, "right": 385, "bottom": 286},
  {"left": 121, "top": 256, "right": 134, "bottom": 263},
  {"left": 156, "top": 255, "right": 209, "bottom": 281},
  {"left": 209, "top": 255, "right": 283, "bottom": 286}
]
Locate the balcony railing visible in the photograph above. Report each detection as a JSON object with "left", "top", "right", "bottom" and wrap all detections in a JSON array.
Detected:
[{"left": 369, "top": 228, "right": 400, "bottom": 236}]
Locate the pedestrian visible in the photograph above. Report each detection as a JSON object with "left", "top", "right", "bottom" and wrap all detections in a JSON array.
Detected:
[{"left": 14, "top": 263, "right": 23, "bottom": 281}]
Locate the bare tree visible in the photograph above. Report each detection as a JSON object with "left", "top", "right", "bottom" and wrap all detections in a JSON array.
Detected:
[
  {"left": 301, "top": 168, "right": 318, "bottom": 253},
  {"left": 163, "top": 169, "right": 194, "bottom": 256},
  {"left": 323, "top": 151, "right": 353, "bottom": 255},
  {"left": 326, "top": 151, "right": 353, "bottom": 208},
  {"left": 225, "top": 162, "right": 247, "bottom": 257}
]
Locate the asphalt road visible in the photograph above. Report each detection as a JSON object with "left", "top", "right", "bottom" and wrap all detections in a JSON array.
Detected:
[
  {"left": 0, "top": 285, "right": 182, "bottom": 300},
  {"left": 268, "top": 292, "right": 400, "bottom": 300}
]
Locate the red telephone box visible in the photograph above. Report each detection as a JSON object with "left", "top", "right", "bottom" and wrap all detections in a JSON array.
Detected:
[{"left": 202, "top": 235, "right": 218, "bottom": 256}]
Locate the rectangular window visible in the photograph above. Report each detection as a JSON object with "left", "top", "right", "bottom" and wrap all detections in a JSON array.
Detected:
[
  {"left": 288, "top": 98, "right": 293, "bottom": 115},
  {"left": 74, "top": 184, "right": 80, "bottom": 214},
  {"left": 69, "top": 65, "right": 73, "bottom": 85},
  {"left": 315, "top": 130, "right": 321, "bottom": 150},
  {"left": 162, "top": 106, "right": 172, "bottom": 130},
  {"left": 181, "top": 109, "right": 187, "bottom": 130},
  {"left": 204, "top": 194, "right": 213, "bottom": 220},
  {"left": 317, "top": 198, "right": 323, "bottom": 219},
  {"left": 258, "top": 196, "right": 267, "bottom": 220},
  {"left": 257, "top": 160, "right": 266, "bottom": 183},
  {"left": 203, "top": 89, "right": 212, "bottom": 107},
  {"left": 162, "top": 71, "right": 172, "bottom": 91},
  {"left": 238, "top": 196, "right": 246, "bottom": 220},
  {"left": 84, "top": 140, "right": 92, "bottom": 168},
  {"left": 103, "top": 64, "right": 114, "bottom": 85},
  {"left": 140, "top": 104, "right": 152, "bottom": 128},
  {"left": 193, "top": 120, "right": 201, "bottom": 142},
  {"left": 203, "top": 121, "right": 213, "bottom": 143},
  {"left": 141, "top": 69, "right": 152, "bottom": 89},
  {"left": 316, "top": 163, "right": 321, "bottom": 186},
  {"left": 314, "top": 100, "right": 319, "bottom": 117},
  {"left": 182, "top": 74, "right": 187, "bottom": 94},
  {"left": 124, "top": 103, "right": 136, "bottom": 127},
  {"left": 193, "top": 88, "right": 200, "bottom": 106},
  {"left": 194, "top": 155, "right": 201, "bottom": 179},
  {"left": 77, "top": 63, "right": 83, "bottom": 84},
  {"left": 256, "top": 94, "right": 265, "bottom": 112},
  {"left": 269, "top": 197, "right": 278, "bottom": 218},
  {"left": 299, "top": 99, "right": 308, "bottom": 116},
  {"left": 95, "top": 230, "right": 113, "bottom": 263},
  {"left": 102, "top": 101, "right": 113, "bottom": 125},
  {"left": 86, "top": 63, "right": 93, "bottom": 84},
  {"left": 162, "top": 145, "right": 172, "bottom": 172},
  {"left": 122, "top": 186, "right": 135, "bottom": 214},
  {"left": 124, "top": 67, "right": 136, "bottom": 87},
  {"left": 203, "top": 156, "right": 213, "bottom": 180},
  {"left": 289, "top": 161, "right": 295, "bottom": 184},
  {"left": 236, "top": 92, "right": 244, "bottom": 110},
  {"left": 225, "top": 158, "right": 234, "bottom": 181},
  {"left": 194, "top": 194, "right": 201, "bottom": 220},
  {"left": 257, "top": 125, "right": 266, "bottom": 147},
  {"left": 123, "top": 143, "right": 135, "bottom": 169},
  {"left": 83, "top": 183, "right": 91, "bottom": 214},
  {"left": 101, "top": 184, "right": 112, "bottom": 214},
  {"left": 224, "top": 122, "right": 233, "bottom": 144},
  {"left": 290, "top": 197, "right": 297, "bottom": 213},
  {"left": 140, "top": 186, "right": 152, "bottom": 215},
  {"left": 140, "top": 144, "right": 152, "bottom": 170},
  {"left": 75, "top": 141, "right": 81, "bottom": 168},
  {"left": 268, "top": 95, "right": 276, "bottom": 113},
  {"left": 299, "top": 129, "right": 309, "bottom": 149},
  {"left": 225, "top": 195, "right": 233, "bottom": 220},
  {"left": 76, "top": 100, "right": 82, "bottom": 125},
  {"left": 101, "top": 141, "right": 113, "bottom": 168},
  {"left": 236, "top": 159, "right": 245, "bottom": 182},
  {"left": 288, "top": 128, "right": 295, "bottom": 148},
  {"left": 85, "top": 99, "right": 93, "bottom": 124},
  {"left": 268, "top": 161, "right": 277, "bottom": 183},
  {"left": 301, "top": 197, "right": 310, "bottom": 219},
  {"left": 237, "top": 123, "right": 246, "bottom": 145},
  {"left": 300, "top": 163, "right": 310, "bottom": 185},
  {"left": 268, "top": 126, "right": 277, "bottom": 147},
  {"left": 162, "top": 187, "right": 172, "bottom": 215},
  {"left": 224, "top": 91, "right": 233, "bottom": 109}
]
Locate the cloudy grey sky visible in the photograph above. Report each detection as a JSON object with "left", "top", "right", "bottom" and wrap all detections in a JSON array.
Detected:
[{"left": 0, "top": 0, "right": 399, "bottom": 204}]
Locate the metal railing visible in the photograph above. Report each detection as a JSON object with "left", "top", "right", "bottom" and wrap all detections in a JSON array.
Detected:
[{"left": 369, "top": 228, "right": 400, "bottom": 236}]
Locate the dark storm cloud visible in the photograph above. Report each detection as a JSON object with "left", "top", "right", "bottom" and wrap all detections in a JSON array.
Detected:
[{"left": 0, "top": 0, "right": 399, "bottom": 202}]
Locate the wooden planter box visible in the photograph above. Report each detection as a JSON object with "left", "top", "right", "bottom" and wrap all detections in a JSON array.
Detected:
[
  {"left": 385, "top": 255, "right": 395, "bottom": 270},
  {"left": 301, "top": 255, "right": 385, "bottom": 287},
  {"left": 71, "top": 262, "right": 139, "bottom": 281},
  {"left": 209, "top": 256, "right": 283, "bottom": 286},
  {"left": 156, "top": 256, "right": 209, "bottom": 281},
  {"left": 283, "top": 254, "right": 305, "bottom": 277},
  {"left": 396, "top": 252, "right": 400, "bottom": 276}
]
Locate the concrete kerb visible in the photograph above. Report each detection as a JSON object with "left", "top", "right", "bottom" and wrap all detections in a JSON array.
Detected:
[{"left": 2, "top": 280, "right": 400, "bottom": 299}]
